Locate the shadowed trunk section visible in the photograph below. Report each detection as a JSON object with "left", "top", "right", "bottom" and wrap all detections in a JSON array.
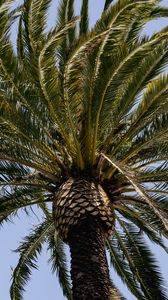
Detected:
[{"left": 68, "top": 216, "right": 111, "bottom": 300}]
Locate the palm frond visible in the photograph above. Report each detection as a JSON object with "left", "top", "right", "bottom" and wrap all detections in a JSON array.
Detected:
[
  {"left": 114, "top": 203, "right": 168, "bottom": 252},
  {"left": 10, "top": 219, "right": 53, "bottom": 300},
  {"left": 18, "top": 0, "right": 52, "bottom": 66},
  {"left": 101, "top": 154, "right": 168, "bottom": 231},
  {"left": 107, "top": 239, "right": 145, "bottom": 300},
  {"left": 0, "top": 160, "right": 30, "bottom": 179},
  {"left": 124, "top": 115, "right": 168, "bottom": 164},
  {"left": 47, "top": 231, "right": 72, "bottom": 300},
  {"left": 0, "top": 118, "right": 59, "bottom": 175},
  {"left": 104, "top": 0, "right": 114, "bottom": 11},
  {"left": 137, "top": 161, "right": 168, "bottom": 183},
  {"left": 98, "top": 38, "right": 168, "bottom": 154},
  {"left": 63, "top": 28, "right": 110, "bottom": 165},
  {"left": 113, "top": 75, "right": 168, "bottom": 159},
  {"left": 114, "top": 187, "right": 168, "bottom": 239},
  {"left": 91, "top": 0, "right": 157, "bottom": 160},
  {"left": 80, "top": 0, "right": 89, "bottom": 35},
  {"left": 56, "top": 0, "right": 76, "bottom": 59},
  {"left": 114, "top": 220, "right": 168, "bottom": 299},
  {"left": 0, "top": 0, "right": 14, "bottom": 39},
  {"left": 38, "top": 19, "right": 81, "bottom": 162},
  {"left": 28, "top": 0, "right": 51, "bottom": 45},
  {"left": 0, "top": 184, "right": 52, "bottom": 225},
  {"left": 0, "top": 78, "right": 65, "bottom": 167}
]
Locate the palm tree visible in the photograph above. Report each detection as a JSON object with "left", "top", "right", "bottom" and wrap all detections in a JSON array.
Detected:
[{"left": 0, "top": 0, "right": 168, "bottom": 299}]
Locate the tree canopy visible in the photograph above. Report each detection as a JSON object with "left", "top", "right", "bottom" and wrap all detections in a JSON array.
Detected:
[{"left": 0, "top": 0, "right": 168, "bottom": 299}]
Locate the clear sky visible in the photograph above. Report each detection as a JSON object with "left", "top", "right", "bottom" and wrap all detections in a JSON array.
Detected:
[{"left": 0, "top": 1, "right": 168, "bottom": 300}]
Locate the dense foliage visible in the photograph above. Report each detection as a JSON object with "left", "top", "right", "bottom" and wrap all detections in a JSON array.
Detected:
[{"left": 0, "top": 0, "right": 168, "bottom": 299}]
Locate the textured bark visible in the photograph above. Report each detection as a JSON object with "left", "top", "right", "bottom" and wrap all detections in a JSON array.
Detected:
[
  {"left": 68, "top": 217, "right": 111, "bottom": 300},
  {"left": 53, "top": 177, "right": 115, "bottom": 299},
  {"left": 53, "top": 178, "right": 114, "bottom": 243}
]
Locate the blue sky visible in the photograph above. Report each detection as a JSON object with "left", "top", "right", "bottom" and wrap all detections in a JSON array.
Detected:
[{"left": 0, "top": 1, "right": 168, "bottom": 299}]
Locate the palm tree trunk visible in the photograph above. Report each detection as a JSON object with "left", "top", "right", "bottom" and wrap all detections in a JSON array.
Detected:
[
  {"left": 53, "top": 177, "right": 114, "bottom": 299},
  {"left": 68, "top": 216, "right": 111, "bottom": 300}
]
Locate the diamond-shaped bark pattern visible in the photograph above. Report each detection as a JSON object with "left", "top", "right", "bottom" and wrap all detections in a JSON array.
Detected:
[{"left": 53, "top": 178, "right": 114, "bottom": 242}]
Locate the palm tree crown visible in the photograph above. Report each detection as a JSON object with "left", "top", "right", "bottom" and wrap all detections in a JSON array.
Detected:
[{"left": 0, "top": 0, "right": 168, "bottom": 299}]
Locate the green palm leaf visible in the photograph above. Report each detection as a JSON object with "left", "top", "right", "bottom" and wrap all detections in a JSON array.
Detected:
[
  {"left": 80, "top": 0, "right": 89, "bottom": 35},
  {"left": 10, "top": 219, "right": 53, "bottom": 300},
  {"left": 104, "top": 0, "right": 114, "bottom": 11},
  {"left": 0, "top": 187, "right": 51, "bottom": 223},
  {"left": 47, "top": 231, "right": 72, "bottom": 300},
  {"left": 101, "top": 154, "right": 168, "bottom": 231},
  {"left": 114, "top": 204, "right": 168, "bottom": 251},
  {"left": 107, "top": 239, "right": 145, "bottom": 299},
  {"left": 114, "top": 220, "right": 167, "bottom": 300}
]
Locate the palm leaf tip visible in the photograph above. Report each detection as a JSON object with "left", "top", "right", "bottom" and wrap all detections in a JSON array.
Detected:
[
  {"left": 104, "top": 0, "right": 114, "bottom": 11},
  {"left": 80, "top": 0, "right": 89, "bottom": 35}
]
